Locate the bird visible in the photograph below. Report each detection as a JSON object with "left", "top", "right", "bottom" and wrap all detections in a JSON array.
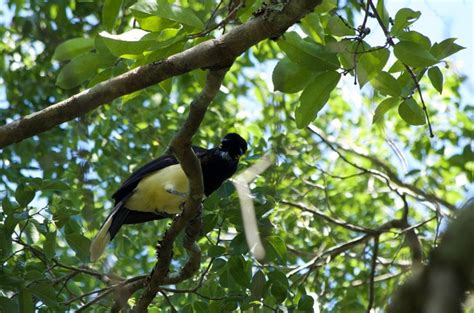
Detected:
[{"left": 90, "top": 133, "right": 247, "bottom": 261}]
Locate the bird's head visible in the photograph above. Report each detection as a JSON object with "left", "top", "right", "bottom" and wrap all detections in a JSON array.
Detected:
[{"left": 219, "top": 133, "right": 247, "bottom": 160}]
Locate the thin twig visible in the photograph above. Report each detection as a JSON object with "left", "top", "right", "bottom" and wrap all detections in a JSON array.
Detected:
[
  {"left": 307, "top": 124, "right": 455, "bottom": 213},
  {"left": 76, "top": 289, "right": 114, "bottom": 312},
  {"left": 367, "top": 236, "right": 379, "bottom": 313},
  {"left": 367, "top": 0, "right": 434, "bottom": 137},
  {"left": 188, "top": 2, "right": 244, "bottom": 39},
  {"left": 282, "top": 200, "right": 374, "bottom": 233},
  {"left": 159, "top": 290, "right": 177, "bottom": 313}
]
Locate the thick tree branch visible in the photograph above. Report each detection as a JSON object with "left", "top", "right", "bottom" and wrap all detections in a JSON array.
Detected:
[
  {"left": 388, "top": 199, "right": 474, "bottom": 313},
  {"left": 0, "top": 0, "right": 322, "bottom": 149},
  {"left": 130, "top": 68, "right": 228, "bottom": 312}
]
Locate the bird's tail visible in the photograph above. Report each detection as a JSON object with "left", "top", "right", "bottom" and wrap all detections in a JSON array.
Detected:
[{"left": 90, "top": 201, "right": 129, "bottom": 262}]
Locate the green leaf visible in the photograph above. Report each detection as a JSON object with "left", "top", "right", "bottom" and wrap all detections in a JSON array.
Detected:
[
  {"left": 228, "top": 256, "right": 250, "bottom": 288},
  {"left": 265, "top": 235, "right": 287, "bottom": 263},
  {"left": 398, "top": 31, "right": 431, "bottom": 49},
  {"left": 373, "top": 97, "right": 400, "bottom": 124},
  {"left": 218, "top": 266, "right": 233, "bottom": 288},
  {"left": 4, "top": 215, "right": 19, "bottom": 237},
  {"left": 19, "top": 289, "right": 34, "bottom": 313},
  {"left": 102, "top": 0, "right": 123, "bottom": 32},
  {"left": 237, "top": 0, "right": 264, "bottom": 22},
  {"left": 356, "top": 46, "right": 390, "bottom": 87},
  {"left": 428, "top": 66, "right": 443, "bottom": 94},
  {"left": 15, "top": 184, "right": 35, "bottom": 208},
  {"left": 272, "top": 58, "right": 315, "bottom": 93},
  {"left": 52, "top": 38, "right": 94, "bottom": 61},
  {"left": 371, "top": 72, "right": 401, "bottom": 97},
  {"left": 314, "top": 0, "right": 337, "bottom": 13},
  {"left": 268, "top": 269, "right": 289, "bottom": 288},
  {"left": 159, "top": 78, "right": 173, "bottom": 95},
  {"left": 43, "top": 231, "right": 57, "bottom": 259},
  {"left": 65, "top": 233, "right": 91, "bottom": 261},
  {"left": 99, "top": 28, "right": 182, "bottom": 58},
  {"left": 430, "top": 38, "right": 465, "bottom": 60},
  {"left": 298, "top": 294, "right": 315, "bottom": 311},
  {"left": 130, "top": 0, "right": 204, "bottom": 29},
  {"left": 0, "top": 272, "right": 23, "bottom": 288},
  {"left": 56, "top": 52, "right": 107, "bottom": 89},
  {"left": 41, "top": 180, "right": 70, "bottom": 191},
  {"left": 394, "top": 41, "right": 438, "bottom": 68},
  {"left": 398, "top": 98, "right": 426, "bottom": 125},
  {"left": 327, "top": 15, "right": 355, "bottom": 36},
  {"left": 277, "top": 32, "right": 340, "bottom": 72},
  {"left": 270, "top": 283, "right": 287, "bottom": 304},
  {"left": 211, "top": 257, "right": 226, "bottom": 272},
  {"left": 0, "top": 296, "right": 18, "bottom": 313},
  {"left": 217, "top": 181, "right": 235, "bottom": 198},
  {"left": 300, "top": 12, "right": 325, "bottom": 44},
  {"left": 334, "top": 39, "right": 355, "bottom": 70},
  {"left": 94, "top": 35, "right": 115, "bottom": 57},
  {"left": 388, "top": 60, "right": 405, "bottom": 73},
  {"left": 2, "top": 196, "right": 15, "bottom": 215},
  {"left": 391, "top": 8, "right": 421, "bottom": 36},
  {"left": 229, "top": 233, "right": 248, "bottom": 255},
  {"left": 208, "top": 245, "right": 226, "bottom": 257},
  {"left": 99, "top": 29, "right": 155, "bottom": 57},
  {"left": 24, "top": 270, "right": 43, "bottom": 281},
  {"left": 201, "top": 213, "right": 218, "bottom": 235},
  {"left": 250, "top": 270, "right": 267, "bottom": 300},
  {"left": 193, "top": 301, "right": 208, "bottom": 313},
  {"left": 0, "top": 226, "right": 13, "bottom": 259},
  {"left": 296, "top": 71, "right": 341, "bottom": 128},
  {"left": 376, "top": 0, "right": 390, "bottom": 29},
  {"left": 397, "top": 69, "right": 426, "bottom": 97},
  {"left": 135, "top": 16, "right": 176, "bottom": 32},
  {"left": 222, "top": 298, "right": 239, "bottom": 311},
  {"left": 29, "top": 282, "right": 58, "bottom": 307}
]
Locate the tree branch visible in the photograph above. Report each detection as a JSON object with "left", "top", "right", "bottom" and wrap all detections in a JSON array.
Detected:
[
  {"left": 307, "top": 124, "right": 455, "bottom": 213},
  {"left": 367, "top": 236, "right": 379, "bottom": 313},
  {"left": 388, "top": 199, "right": 474, "bottom": 313},
  {"left": 281, "top": 200, "right": 374, "bottom": 233},
  {"left": 367, "top": 0, "right": 434, "bottom": 137},
  {"left": 0, "top": 0, "right": 323, "bottom": 149},
  {"left": 130, "top": 68, "right": 228, "bottom": 312}
]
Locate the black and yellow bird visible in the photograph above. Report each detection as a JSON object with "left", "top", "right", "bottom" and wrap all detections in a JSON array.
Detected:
[{"left": 90, "top": 133, "right": 247, "bottom": 261}]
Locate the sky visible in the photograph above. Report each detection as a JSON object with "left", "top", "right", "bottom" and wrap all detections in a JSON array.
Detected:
[
  {"left": 385, "top": 0, "right": 473, "bottom": 99},
  {"left": 0, "top": 2, "right": 471, "bottom": 311}
]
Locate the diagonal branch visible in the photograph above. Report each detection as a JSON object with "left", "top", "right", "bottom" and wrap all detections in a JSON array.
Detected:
[
  {"left": 307, "top": 124, "right": 455, "bottom": 213},
  {"left": 0, "top": 0, "right": 323, "bottom": 149},
  {"left": 281, "top": 200, "right": 374, "bottom": 233},
  {"left": 388, "top": 199, "right": 474, "bottom": 313},
  {"left": 131, "top": 68, "right": 228, "bottom": 312}
]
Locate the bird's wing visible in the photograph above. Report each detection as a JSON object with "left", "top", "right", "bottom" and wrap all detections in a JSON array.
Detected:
[{"left": 111, "top": 146, "right": 208, "bottom": 203}]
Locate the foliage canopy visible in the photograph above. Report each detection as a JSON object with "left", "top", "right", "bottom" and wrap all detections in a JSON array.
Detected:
[{"left": 0, "top": 0, "right": 472, "bottom": 312}]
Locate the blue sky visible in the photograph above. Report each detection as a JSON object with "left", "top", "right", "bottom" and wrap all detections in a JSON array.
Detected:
[{"left": 385, "top": 0, "right": 473, "bottom": 99}]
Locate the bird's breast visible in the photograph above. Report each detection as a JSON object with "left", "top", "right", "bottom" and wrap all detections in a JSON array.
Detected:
[{"left": 125, "top": 164, "right": 189, "bottom": 214}]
